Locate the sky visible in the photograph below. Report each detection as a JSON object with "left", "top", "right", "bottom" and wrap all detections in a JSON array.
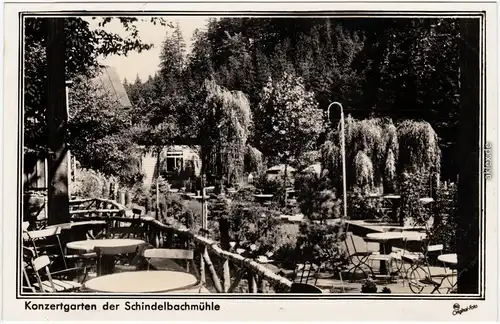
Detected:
[{"left": 86, "top": 17, "right": 208, "bottom": 83}]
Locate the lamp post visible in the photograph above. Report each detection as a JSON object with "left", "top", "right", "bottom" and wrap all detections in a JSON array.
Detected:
[{"left": 327, "top": 102, "right": 347, "bottom": 220}]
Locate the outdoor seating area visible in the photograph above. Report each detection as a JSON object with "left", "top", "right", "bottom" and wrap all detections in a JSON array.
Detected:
[
  {"left": 20, "top": 16, "right": 479, "bottom": 297},
  {"left": 22, "top": 195, "right": 460, "bottom": 295},
  {"left": 22, "top": 215, "right": 210, "bottom": 294}
]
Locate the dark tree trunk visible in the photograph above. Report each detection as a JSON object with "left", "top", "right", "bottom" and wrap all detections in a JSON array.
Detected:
[
  {"left": 456, "top": 18, "right": 480, "bottom": 294},
  {"left": 46, "top": 18, "right": 69, "bottom": 225}
]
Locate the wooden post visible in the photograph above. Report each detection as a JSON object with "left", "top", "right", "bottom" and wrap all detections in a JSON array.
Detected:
[
  {"left": 202, "top": 248, "right": 223, "bottom": 293},
  {"left": 119, "top": 190, "right": 125, "bottom": 205},
  {"left": 457, "top": 18, "right": 480, "bottom": 294},
  {"left": 46, "top": 18, "right": 69, "bottom": 225},
  {"left": 248, "top": 271, "right": 257, "bottom": 293},
  {"left": 125, "top": 190, "right": 131, "bottom": 207},
  {"left": 259, "top": 278, "right": 267, "bottom": 293},
  {"left": 228, "top": 269, "right": 244, "bottom": 293},
  {"left": 201, "top": 186, "right": 208, "bottom": 230},
  {"left": 102, "top": 180, "right": 109, "bottom": 199},
  {"left": 109, "top": 182, "right": 114, "bottom": 200},
  {"left": 199, "top": 249, "right": 206, "bottom": 284},
  {"left": 222, "top": 259, "right": 230, "bottom": 292}
]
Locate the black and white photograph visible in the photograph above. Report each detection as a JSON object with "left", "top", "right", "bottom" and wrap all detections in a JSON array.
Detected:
[{"left": 1, "top": 1, "right": 498, "bottom": 322}]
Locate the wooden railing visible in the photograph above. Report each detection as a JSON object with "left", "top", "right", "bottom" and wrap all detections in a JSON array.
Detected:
[
  {"left": 69, "top": 199, "right": 293, "bottom": 293},
  {"left": 69, "top": 198, "right": 127, "bottom": 218}
]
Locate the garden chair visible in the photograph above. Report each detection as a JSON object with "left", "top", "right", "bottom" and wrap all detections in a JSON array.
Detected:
[
  {"left": 292, "top": 261, "right": 321, "bottom": 285},
  {"left": 113, "top": 242, "right": 153, "bottom": 273},
  {"left": 342, "top": 232, "right": 375, "bottom": 281},
  {"left": 344, "top": 232, "right": 395, "bottom": 283},
  {"left": 24, "top": 226, "right": 95, "bottom": 280},
  {"left": 389, "top": 233, "right": 427, "bottom": 284},
  {"left": 23, "top": 248, "right": 83, "bottom": 293},
  {"left": 143, "top": 248, "right": 197, "bottom": 274},
  {"left": 23, "top": 226, "right": 68, "bottom": 268},
  {"left": 22, "top": 248, "right": 37, "bottom": 293},
  {"left": 142, "top": 248, "right": 204, "bottom": 292},
  {"left": 403, "top": 243, "right": 456, "bottom": 294}
]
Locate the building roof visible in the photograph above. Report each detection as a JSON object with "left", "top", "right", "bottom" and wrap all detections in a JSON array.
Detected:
[
  {"left": 267, "top": 164, "right": 297, "bottom": 173},
  {"left": 95, "top": 66, "right": 132, "bottom": 108},
  {"left": 300, "top": 163, "right": 322, "bottom": 176}
]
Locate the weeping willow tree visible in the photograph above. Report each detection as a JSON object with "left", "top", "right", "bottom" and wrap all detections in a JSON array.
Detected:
[
  {"left": 244, "top": 145, "right": 265, "bottom": 176},
  {"left": 200, "top": 79, "right": 252, "bottom": 189},
  {"left": 321, "top": 117, "right": 440, "bottom": 196},
  {"left": 397, "top": 120, "right": 441, "bottom": 176},
  {"left": 321, "top": 117, "right": 400, "bottom": 194}
]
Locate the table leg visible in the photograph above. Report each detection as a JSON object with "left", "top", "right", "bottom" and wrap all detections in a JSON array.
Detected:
[
  {"left": 97, "top": 255, "right": 116, "bottom": 276},
  {"left": 379, "top": 242, "right": 391, "bottom": 275}
]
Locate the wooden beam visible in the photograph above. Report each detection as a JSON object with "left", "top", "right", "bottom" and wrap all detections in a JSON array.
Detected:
[
  {"left": 222, "top": 260, "right": 230, "bottom": 292},
  {"left": 202, "top": 247, "right": 223, "bottom": 293},
  {"left": 69, "top": 213, "right": 293, "bottom": 291},
  {"left": 46, "top": 18, "right": 69, "bottom": 225},
  {"left": 457, "top": 18, "right": 480, "bottom": 294}
]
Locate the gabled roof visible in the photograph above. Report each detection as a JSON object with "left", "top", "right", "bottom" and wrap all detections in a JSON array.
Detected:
[
  {"left": 95, "top": 65, "right": 132, "bottom": 108},
  {"left": 267, "top": 164, "right": 297, "bottom": 173}
]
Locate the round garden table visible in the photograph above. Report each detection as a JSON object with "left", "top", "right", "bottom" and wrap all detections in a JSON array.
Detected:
[
  {"left": 438, "top": 253, "right": 457, "bottom": 266},
  {"left": 83, "top": 270, "right": 198, "bottom": 293},
  {"left": 47, "top": 221, "right": 107, "bottom": 241},
  {"left": 366, "top": 232, "right": 404, "bottom": 274},
  {"left": 67, "top": 239, "right": 145, "bottom": 275},
  {"left": 400, "top": 231, "right": 427, "bottom": 241}
]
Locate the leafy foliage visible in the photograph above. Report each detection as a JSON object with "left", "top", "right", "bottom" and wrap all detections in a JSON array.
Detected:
[
  {"left": 24, "top": 17, "right": 170, "bottom": 152},
  {"left": 68, "top": 76, "right": 144, "bottom": 185},
  {"left": 295, "top": 172, "right": 342, "bottom": 222},
  {"left": 321, "top": 116, "right": 440, "bottom": 196},
  {"left": 430, "top": 183, "right": 459, "bottom": 252},
  {"left": 198, "top": 79, "right": 253, "bottom": 188},
  {"left": 397, "top": 120, "right": 441, "bottom": 176},
  {"left": 72, "top": 167, "right": 109, "bottom": 199},
  {"left": 186, "top": 17, "right": 459, "bottom": 179},
  {"left": 255, "top": 72, "right": 325, "bottom": 165},
  {"left": 296, "top": 222, "right": 347, "bottom": 266},
  {"left": 399, "top": 172, "right": 432, "bottom": 227},
  {"left": 360, "top": 279, "right": 378, "bottom": 293},
  {"left": 226, "top": 202, "right": 283, "bottom": 255}
]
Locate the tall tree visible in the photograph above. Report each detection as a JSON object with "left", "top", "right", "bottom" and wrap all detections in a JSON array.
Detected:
[
  {"left": 198, "top": 79, "right": 253, "bottom": 190},
  {"left": 255, "top": 72, "right": 324, "bottom": 203},
  {"left": 68, "top": 76, "right": 143, "bottom": 185},
  {"left": 46, "top": 19, "right": 69, "bottom": 225},
  {"left": 158, "top": 22, "right": 186, "bottom": 95},
  {"left": 24, "top": 16, "right": 171, "bottom": 152}
]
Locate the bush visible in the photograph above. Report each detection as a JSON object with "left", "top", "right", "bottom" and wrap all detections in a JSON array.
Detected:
[
  {"left": 296, "top": 222, "right": 347, "bottom": 266},
  {"left": 273, "top": 242, "right": 300, "bottom": 269},
  {"left": 128, "top": 183, "right": 149, "bottom": 207},
  {"left": 430, "top": 184, "right": 458, "bottom": 252},
  {"left": 399, "top": 172, "right": 432, "bottom": 227},
  {"left": 361, "top": 279, "right": 378, "bottom": 293},
  {"left": 380, "top": 287, "right": 392, "bottom": 293},
  {"left": 254, "top": 173, "right": 286, "bottom": 195},
  {"left": 230, "top": 186, "right": 258, "bottom": 203},
  {"left": 73, "top": 168, "right": 108, "bottom": 198},
  {"left": 349, "top": 191, "right": 387, "bottom": 221},
  {"left": 295, "top": 172, "right": 341, "bottom": 222},
  {"left": 226, "top": 202, "right": 283, "bottom": 256}
]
